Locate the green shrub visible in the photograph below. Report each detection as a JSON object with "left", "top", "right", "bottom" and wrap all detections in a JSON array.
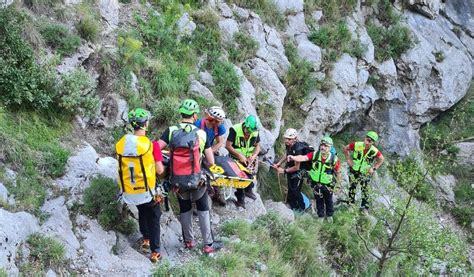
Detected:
[
  {"left": 229, "top": 31, "right": 258, "bottom": 63},
  {"left": 304, "top": 0, "right": 357, "bottom": 23},
  {"left": 256, "top": 91, "right": 276, "bottom": 129},
  {"left": 154, "top": 260, "right": 218, "bottom": 276},
  {"left": 211, "top": 61, "right": 240, "bottom": 119},
  {"left": 389, "top": 157, "right": 435, "bottom": 202},
  {"left": 309, "top": 20, "right": 352, "bottom": 56},
  {"left": 24, "top": 0, "right": 62, "bottom": 13},
  {"left": 40, "top": 23, "right": 81, "bottom": 56},
  {"left": 191, "top": 8, "right": 219, "bottom": 28},
  {"left": 150, "top": 96, "right": 182, "bottom": 129},
  {"left": 0, "top": 8, "right": 57, "bottom": 110},
  {"left": 117, "top": 35, "right": 147, "bottom": 74},
  {"left": 76, "top": 15, "right": 100, "bottom": 42},
  {"left": 58, "top": 68, "right": 99, "bottom": 118},
  {"left": 82, "top": 176, "right": 136, "bottom": 235},
  {"left": 26, "top": 233, "right": 65, "bottom": 271},
  {"left": 284, "top": 41, "right": 318, "bottom": 107},
  {"left": 367, "top": 23, "right": 412, "bottom": 62},
  {"left": 227, "top": 0, "right": 286, "bottom": 30},
  {"left": 153, "top": 58, "right": 191, "bottom": 98}
]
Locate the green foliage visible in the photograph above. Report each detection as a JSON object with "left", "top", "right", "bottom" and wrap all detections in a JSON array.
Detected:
[
  {"left": 76, "top": 15, "right": 101, "bottom": 42},
  {"left": 154, "top": 260, "right": 218, "bottom": 276},
  {"left": 24, "top": 0, "right": 62, "bottom": 13},
  {"left": 375, "top": 0, "right": 400, "bottom": 26},
  {"left": 40, "top": 22, "right": 81, "bottom": 56},
  {"left": 82, "top": 176, "right": 137, "bottom": 235},
  {"left": 229, "top": 31, "right": 258, "bottom": 63},
  {"left": 0, "top": 268, "right": 7, "bottom": 277},
  {"left": 227, "top": 0, "right": 286, "bottom": 30},
  {"left": 0, "top": 109, "right": 70, "bottom": 213},
  {"left": 58, "top": 68, "right": 99, "bottom": 117},
  {"left": 367, "top": 23, "right": 412, "bottom": 62},
  {"left": 117, "top": 35, "right": 147, "bottom": 74},
  {"left": 304, "top": 0, "right": 357, "bottom": 23},
  {"left": 150, "top": 96, "right": 182, "bottom": 129},
  {"left": 191, "top": 8, "right": 219, "bottom": 28},
  {"left": 211, "top": 60, "right": 241, "bottom": 119},
  {"left": 389, "top": 157, "right": 434, "bottom": 202},
  {"left": 433, "top": 51, "right": 445, "bottom": 63},
  {"left": 257, "top": 164, "right": 285, "bottom": 202},
  {"left": 284, "top": 41, "right": 318, "bottom": 107},
  {"left": 25, "top": 233, "right": 65, "bottom": 272},
  {"left": 0, "top": 8, "right": 57, "bottom": 110},
  {"left": 256, "top": 91, "right": 276, "bottom": 129}
]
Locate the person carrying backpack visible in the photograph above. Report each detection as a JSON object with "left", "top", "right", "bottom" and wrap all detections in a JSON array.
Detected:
[
  {"left": 115, "top": 108, "right": 164, "bottom": 263},
  {"left": 288, "top": 136, "right": 341, "bottom": 221},
  {"left": 195, "top": 106, "right": 227, "bottom": 206},
  {"left": 272, "top": 128, "right": 307, "bottom": 211},
  {"left": 343, "top": 131, "right": 384, "bottom": 213},
  {"left": 225, "top": 115, "right": 260, "bottom": 208},
  {"left": 157, "top": 99, "right": 223, "bottom": 254}
]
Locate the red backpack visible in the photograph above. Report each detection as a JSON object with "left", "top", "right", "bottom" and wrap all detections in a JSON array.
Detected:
[{"left": 168, "top": 124, "right": 202, "bottom": 190}]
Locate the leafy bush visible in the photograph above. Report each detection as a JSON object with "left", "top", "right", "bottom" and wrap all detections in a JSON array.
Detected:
[
  {"left": 367, "top": 23, "right": 412, "bottom": 62},
  {"left": 76, "top": 15, "right": 100, "bottom": 42},
  {"left": 58, "top": 68, "right": 99, "bottom": 117},
  {"left": 229, "top": 31, "right": 258, "bottom": 63},
  {"left": 227, "top": 0, "right": 286, "bottom": 30},
  {"left": 211, "top": 60, "right": 241, "bottom": 119},
  {"left": 309, "top": 20, "right": 353, "bottom": 60},
  {"left": 284, "top": 41, "right": 318, "bottom": 107},
  {"left": 0, "top": 8, "right": 57, "bottom": 110},
  {"left": 389, "top": 157, "right": 434, "bottom": 202},
  {"left": 191, "top": 8, "right": 219, "bottom": 28},
  {"left": 40, "top": 23, "right": 81, "bottom": 56},
  {"left": 25, "top": 233, "right": 65, "bottom": 272},
  {"left": 256, "top": 91, "right": 276, "bottom": 129},
  {"left": 82, "top": 176, "right": 136, "bottom": 235},
  {"left": 304, "top": 0, "right": 357, "bottom": 23},
  {"left": 117, "top": 35, "right": 147, "bottom": 74},
  {"left": 24, "top": 0, "right": 62, "bottom": 13}
]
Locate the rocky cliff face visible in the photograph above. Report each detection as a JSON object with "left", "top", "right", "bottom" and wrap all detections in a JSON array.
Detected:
[{"left": 0, "top": 0, "right": 473, "bottom": 275}]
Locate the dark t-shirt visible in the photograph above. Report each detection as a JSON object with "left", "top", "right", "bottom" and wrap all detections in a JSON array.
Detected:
[
  {"left": 160, "top": 123, "right": 212, "bottom": 149},
  {"left": 285, "top": 142, "right": 305, "bottom": 168}
]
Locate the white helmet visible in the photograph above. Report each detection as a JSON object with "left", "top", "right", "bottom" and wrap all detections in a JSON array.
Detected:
[
  {"left": 207, "top": 106, "right": 226, "bottom": 120},
  {"left": 284, "top": 128, "right": 298, "bottom": 139}
]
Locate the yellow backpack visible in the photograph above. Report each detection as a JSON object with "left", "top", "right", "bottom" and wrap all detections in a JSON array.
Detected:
[{"left": 116, "top": 134, "right": 156, "bottom": 205}]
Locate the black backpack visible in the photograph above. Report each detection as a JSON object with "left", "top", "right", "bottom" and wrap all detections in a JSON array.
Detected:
[{"left": 293, "top": 141, "right": 314, "bottom": 171}]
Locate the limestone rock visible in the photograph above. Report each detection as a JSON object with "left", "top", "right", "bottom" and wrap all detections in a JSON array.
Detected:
[
  {"left": 264, "top": 200, "right": 295, "bottom": 222},
  {"left": 296, "top": 38, "right": 321, "bottom": 70},
  {"left": 407, "top": 0, "right": 441, "bottom": 19},
  {"left": 454, "top": 141, "right": 474, "bottom": 166},
  {"left": 189, "top": 80, "right": 216, "bottom": 101},
  {"left": 96, "top": 156, "right": 118, "bottom": 180},
  {"left": 99, "top": 0, "right": 119, "bottom": 32},
  {"left": 199, "top": 71, "right": 215, "bottom": 87},
  {"left": 218, "top": 18, "right": 239, "bottom": 42},
  {"left": 99, "top": 93, "right": 128, "bottom": 128},
  {"left": 286, "top": 12, "right": 309, "bottom": 38},
  {"left": 0, "top": 209, "right": 39, "bottom": 276},
  {"left": 233, "top": 5, "right": 249, "bottom": 21},
  {"left": 212, "top": 192, "right": 267, "bottom": 222},
  {"left": 176, "top": 12, "right": 196, "bottom": 37},
  {"left": 57, "top": 44, "right": 95, "bottom": 74},
  {"left": 444, "top": 0, "right": 474, "bottom": 36},
  {"left": 218, "top": 2, "right": 233, "bottom": 18},
  {"left": 332, "top": 54, "right": 358, "bottom": 91},
  {"left": 234, "top": 65, "right": 257, "bottom": 119},
  {"left": 272, "top": 0, "right": 304, "bottom": 13},
  {"left": 40, "top": 197, "right": 80, "bottom": 259},
  {"left": 0, "top": 0, "right": 14, "bottom": 8},
  {"left": 433, "top": 175, "right": 456, "bottom": 205},
  {"left": 0, "top": 183, "right": 8, "bottom": 203}
]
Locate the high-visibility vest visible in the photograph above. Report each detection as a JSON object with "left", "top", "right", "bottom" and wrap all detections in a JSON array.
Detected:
[
  {"left": 231, "top": 123, "right": 259, "bottom": 158},
  {"left": 309, "top": 151, "right": 337, "bottom": 185},
  {"left": 352, "top": 141, "right": 379, "bottom": 174}
]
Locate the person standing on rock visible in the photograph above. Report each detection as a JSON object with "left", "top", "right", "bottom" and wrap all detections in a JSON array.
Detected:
[
  {"left": 116, "top": 108, "right": 164, "bottom": 263},
  {"left": 195, "top": 106, "right": 227, "bottom": 206},
  {"left": 343, "top": 131, "right": 384, "bottom": 213},
  {"left": 272, "top": 128, "right": 306, "bottom": 211},
  {"left": 288, "top": 136, "right": 341, "bottom": 221},
  {"left": 225, "top": 115, "right": 260, "bottom": 208},
  {"left": 158, "top": 99, "right": 223, "bottom": 254}
]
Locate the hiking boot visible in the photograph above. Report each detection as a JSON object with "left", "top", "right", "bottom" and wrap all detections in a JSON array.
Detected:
[
  {"left": 150, "top": 252, "right": 161, "bottom": 263},
  {"left": 244, "top": 191, "right": 257, "bottom": 200},
  {"left": 212, "top": 194, "right": 227, "bottom": 206},
  {"left": 202, "top": 241, "right": 224, "bottom": 254},
  {"left": 233, "top": 199, "right": 246, "bottom": 209},
  {"left": 326, "top": 216, "right": 333, "bottom": 223},
  {"left": 185, "top": 240, "right": 197, "bottom": 250},
  {"left": 141, "top": 239, "right": 150, "bottom": 250}
]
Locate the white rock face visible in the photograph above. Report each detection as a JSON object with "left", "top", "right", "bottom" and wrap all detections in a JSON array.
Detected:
[
  {"left": 218, "top": 2, "right": 233, "bottom": 18},
  {"left": 332, "top": 54, "right": 358, "bottom": 92},
  {"left": 234, "top": 65, "right": 257, "bottom": 119},
  {"left": 272, "top": 0, "right": 304, "bottom": 13},
  {"left": 407, "top": 0, "right": 441, "bottom": 19},
  {"left": 189, "top": 80, "right": 216, "bottom": 101},
  {"left": 96, "top": 156, "right": 118, "bottom": 181},
  {"left": 263, "top": 200, "right": 294, "bottom": 222},
  {"left": 444, "top": 0, "right": 474, "bottom": 36},
  {"left": 74, "top": 215, "right": 152, "bottom": 275},
  {"left": 286, "top": 12, "right": 309, "bottom": 38},
  {"left": 57, "top": 45, "right": 95, "bottom": 74},
  {"left": 55, "top": 144, "right": 99, "bottom": 191},
  {"left": 455, "top": 141, "right": 474, "bottom": 166},
  {"left": 433, "top": 175, "right": 456, "bottom": 205},
  {"left": 296, "top": 38, "right": 321, "bottom": 70},
  {"left": 199, "top": 71, "right": 215, "bottom": 87},
  {"left": 99, "top": 0, "right": 119, "bottom": 32},
  {"left": 176, "top": 12, "right": 196, "bottom": 37},
  {"left": 40, "top": 197, "right": 80, "bottom": 259},
  {"left": 99, "top": 93, "right": 128, "bottom": 128},
  {"left": 0, "top": 183, "right": 8, "bottom": 203},
  {"left": 0, "top": 0, "right": 14, "bottom": 8},
  {"left": 218, "top": 18, "right": 239, "bottom": 42},
  {"left": 0, "top": 209, "right": 39, "bottom": 276}
]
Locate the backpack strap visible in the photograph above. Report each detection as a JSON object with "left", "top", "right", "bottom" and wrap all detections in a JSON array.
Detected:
[{"left": 117, "top": 154, "right": 125, "bottom": 194}]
